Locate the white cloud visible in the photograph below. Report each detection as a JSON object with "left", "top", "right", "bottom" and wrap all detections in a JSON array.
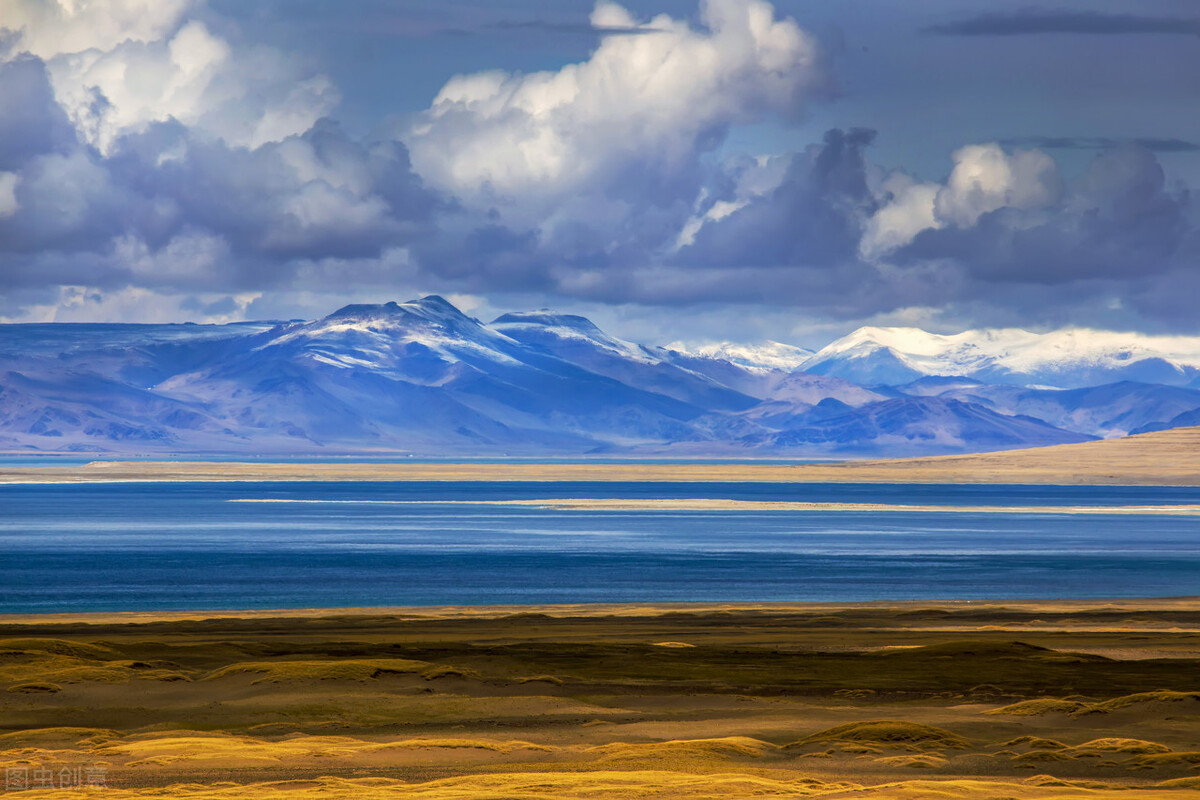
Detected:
[
  {"left": 11, "top": 285, "right": 260, "bottom": 323},
  {"left": 5, "top": 2, "right": 338, "bottom": 154},
  {"left": 675, "top": 198, "right": 748, "bottom": 249},
  {"left": 0, "top": 0, "right": 193, "bottom": 60},
  {"left": 590, "top": 1, "right": 639, "bottom": 29},
  {"left": 859, "top": 172, "right": 940, "bottom": 259},
  {"left": 407, "top": 0, "right": 823, "bottom": 215},
  {"left": 863, "top": 143, "right": 1063, "bottom": 257},
  {"left": 0, "top": 171, "right": 18, "bottom": 217},
  {"left": 444, "top": 292, "right": 485, "bottom": 314},
  {"left": 113, "top": 230, "right": 231, "bottom": 284},
  {"left": 935, "top": 144, "right": 1061, "bottom": 227}
]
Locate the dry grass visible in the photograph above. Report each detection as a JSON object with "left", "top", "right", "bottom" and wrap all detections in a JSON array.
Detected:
[
  {"left": 587, "top": 737, "right": 777, "bottom": 767},
  {"left": 0, "top": 727, "right": 119, "bottom": 749},
  {"left": 202, "top": 659, "right": 432, "bottom": 684},
  {"left": 789, "top": 721, "right": 971, "bottom": 750},
  {"left": 989, "top": 691, "right": 1200, "bottom": 718},
  {"left": 5, "top": 682, "right": 61, "bottom": 694},
  {"left": 1002, "top": 736, "right": 1067, "bottom": 750},
  {"left": 102, "top": 734, "right": 556, "bottom": 768},
  {"left": 2, "top": 772, "right": 1196, "bottom": 799},
  {"left": 873, "top": 754, "right": 947, "bottom": 769},
  {"left": 987, "top": 699, "right": 1090, "bottom": 716},
  {"left": 1088, "top": 691, "right": 1200, "bottom": 714},
  {"left": 2, "top": 605, "right": 1199, "bottom": 798},
  {"left": 1071, "top": 738, "right": 1173, "bottom": 755},
  {"left": 420, "top": 665, "right": 481, "bottom": 681},
  {"left": 517, "top": 675, "right": 565, "bottom": 685},
  {"left": 0, "top": 638, "right": 119, "bottom": 659}
]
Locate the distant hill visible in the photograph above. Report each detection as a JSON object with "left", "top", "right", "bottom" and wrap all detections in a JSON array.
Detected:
[
  {"left": 803, "top": 326, "right": 1200, "bottom": 388},
  {"left": 777, "top": 425, "right": 1200, "bottom": 486},
  {"left": 3, "top": 296, "right": 1200, "bottom": 457}
]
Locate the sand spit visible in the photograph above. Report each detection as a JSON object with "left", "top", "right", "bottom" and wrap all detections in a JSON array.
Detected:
[
  {"left": 4, "top": 426, "right": 1200, "bottom": 485},
  {"left": 229, "top": 497, "right": 1200, "bottom": 514},
  {"left": 5, "top": 597, "right": 1200, "bottom": 627}
]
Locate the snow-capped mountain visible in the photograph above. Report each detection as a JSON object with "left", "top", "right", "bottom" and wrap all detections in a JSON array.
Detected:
[
  {"left": 666, "top": 340, "right": 814, "bottom": 372},
  {"left": 803, "top": 326, "right": 1200, "bottom": 388},
  {"left": 3, "top": 297, "right": 1197, "bottom": 457},
  {"left": 492, "top": 311, "right": 756, "bottom": 411}
]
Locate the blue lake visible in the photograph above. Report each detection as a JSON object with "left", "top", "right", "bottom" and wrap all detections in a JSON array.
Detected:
[{"left": 1, "top": 481, "right": 1199, "bottom": 612}]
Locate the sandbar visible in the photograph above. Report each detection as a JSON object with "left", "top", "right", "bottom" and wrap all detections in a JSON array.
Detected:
[{"left": 3, "top": 425, "right": 1200, "bottom": 485}]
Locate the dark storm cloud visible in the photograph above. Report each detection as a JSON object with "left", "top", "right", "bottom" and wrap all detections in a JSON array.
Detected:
[
  {"left": 0, "top": 55, "right": 441, "bottom": 295},
  {"left": 999, "top": 136, "right": 1200, "bottom": 153},
  {"left": 497, "top": 132, "right": 1196, "bottom": 331},
  {"left": 0, "top": 57, "right": 76, "bottom": 171},
  {"left": 408, "top": 128, "right": 891, "bottom": 313},
  {"left": 925, "top": 10, "right": 1200, "bottom": 37},
  {"left": 407, "top": 130, "right": 1200, "bottom": 330},
  {"left": 895, "top": 146, "right": 1192, "bottom": 285},
  {"left": 679, "top": 128, "right": 878, "bottom": 269}
]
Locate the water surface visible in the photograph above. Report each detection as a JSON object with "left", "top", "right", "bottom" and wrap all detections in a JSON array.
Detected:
[{"left": 2, "top": 481, "right": 1197, "bottom": 612}]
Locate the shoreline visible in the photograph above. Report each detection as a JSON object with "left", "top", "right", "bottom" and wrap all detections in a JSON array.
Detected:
[
  {"left": 4, "top": 596, "right": 1200, "bottom": 626},
  {"left": 3, "top": 426, "right": 1200, "bottom": 485},
  {"left": 230, "top": 497, "right": 1200, "bottom": 514}
]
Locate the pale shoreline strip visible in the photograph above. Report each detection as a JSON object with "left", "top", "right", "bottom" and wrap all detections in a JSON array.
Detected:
[
  {"left": 2, "top": 427, "right": 1200, "bottom": 485},
  {"left": 227, "top": 498, "right": 1200, "bottom": 514},
  {"left": 4, "top": 597, "right": 1200, "bottom": 626}
]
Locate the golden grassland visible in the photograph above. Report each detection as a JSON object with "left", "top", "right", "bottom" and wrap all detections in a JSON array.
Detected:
[
  {"left": 2, "top": 603, "right": 1200, "bottom": 797},
  {"left": 4, "top": 425, "right": 1200, "bottom": 485}
]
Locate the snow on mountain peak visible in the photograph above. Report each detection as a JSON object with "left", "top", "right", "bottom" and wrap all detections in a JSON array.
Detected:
[
  {"left": 492, "top": 310, "right": 655, "bottom": 364},
  {"left": 259, "top": 295, "right": 522, "bottom": 369},
  {"left": 492, "top": 310, "right": 605, "bottom": 336},
  {"left": 805, "top": 325, "right": 1200, "bottom": 387},
  {"left": 666, "top": 340, "right": 814, "bottom": 372}
]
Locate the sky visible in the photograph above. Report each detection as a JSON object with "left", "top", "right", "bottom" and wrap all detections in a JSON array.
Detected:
[{"left": 0, "top": 0, "right": 1197, "bottom": 347}]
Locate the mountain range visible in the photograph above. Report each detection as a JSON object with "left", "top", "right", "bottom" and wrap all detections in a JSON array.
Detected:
[{"left": 3, "top": 296, "right": 1200, "bottom": 457}]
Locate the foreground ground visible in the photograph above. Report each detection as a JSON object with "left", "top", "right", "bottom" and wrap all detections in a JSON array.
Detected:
[{"left": 2, "top": 601, "right": 1200, "bottom": 797}]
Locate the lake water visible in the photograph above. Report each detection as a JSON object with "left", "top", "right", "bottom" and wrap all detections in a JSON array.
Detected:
[{"left": 2, "top": 481, "right": 1199, "bottom": 612}]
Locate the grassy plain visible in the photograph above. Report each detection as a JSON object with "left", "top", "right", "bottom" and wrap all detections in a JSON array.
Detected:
[{"left": 2, "top": 602, "right": 1200, "bottom": 797}]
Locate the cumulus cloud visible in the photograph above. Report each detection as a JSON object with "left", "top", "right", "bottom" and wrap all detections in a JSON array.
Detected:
[
  {"left": 678, "top": 128, "right": 877, "bottom": 269},
  {"left": 1, "top": 0, "right": 192, "bottom": 59},
  {"left": 407, "top": 0, "right": 825, "bottom": 216},
  {"left": 0, "top": 119, "right": 438, "bottom": 295},
  {"left": 0, "top": 284, "right": 262, "bottom": 324},
  {"left": 0, "top": 1, "right": 436, "bottom": 322},
  {"left": 3, "top": 0, "right": 338, "bottom": 154},
  {"left": 861, "top": 144, "right": 1062, "bottom": 255},
  {"left": 934, "top": 144, "right": 1061, "bottom": 227},
  {"left": 0, "top": 55, "right": 77, "bottom": 169},
  {"left": 878, "top": 143, "right": 1190, "bottom": 287},
  {"left": 0, "top": 0, "right": 1197, "bottom": 338},
  {"left": 859, "top": 173, "right": 939, "bottom": 259}
]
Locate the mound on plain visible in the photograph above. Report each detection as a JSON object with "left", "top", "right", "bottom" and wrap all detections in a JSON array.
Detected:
[{"left": 789, "top": 721, "right": 970, "bottom": 750}]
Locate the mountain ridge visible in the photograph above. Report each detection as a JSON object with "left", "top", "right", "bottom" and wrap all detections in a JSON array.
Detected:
[
  {"left": 802, "top": 325, "right": 1200, "bottom": 388},
  {"left": 2, "top": 297, "right": 1198, "bottom": 457}
]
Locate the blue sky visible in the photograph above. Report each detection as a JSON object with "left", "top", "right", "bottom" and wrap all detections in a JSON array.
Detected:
[{"left": 0, "top": 0, "right": 1197, "bottom": 346}]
